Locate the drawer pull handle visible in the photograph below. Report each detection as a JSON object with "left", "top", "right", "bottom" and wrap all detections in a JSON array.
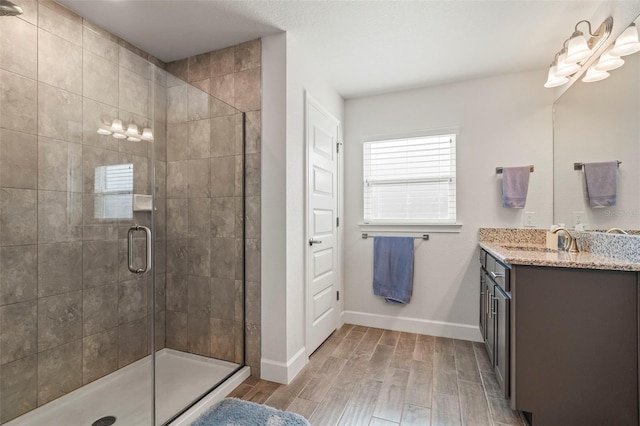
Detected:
[
  {"left": 491, "top": 295, "right": 498, "bottom": 316},
  {"left": 490, "top": 271, "right": 505, "bottom": 280}
]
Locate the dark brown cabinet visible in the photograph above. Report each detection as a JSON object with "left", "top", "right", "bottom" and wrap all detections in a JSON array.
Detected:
[
  {"left": 479, "top": 249, "right": 510, "bottom": 398},
  {"left": 480, "top": 246, "right": 640, "bottom": 425},
  {"left": 512, "top": 266, "right": 638, "bottom": 426}
]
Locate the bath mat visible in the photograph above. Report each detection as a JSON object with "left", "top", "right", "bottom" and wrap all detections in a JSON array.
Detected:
[{"left": 191, "top": 398, "right": 310, "bottom": 426}]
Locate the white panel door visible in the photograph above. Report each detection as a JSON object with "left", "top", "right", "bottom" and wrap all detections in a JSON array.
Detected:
[{"left": 306, "top": 93, "right": 340, "bottom": 355}]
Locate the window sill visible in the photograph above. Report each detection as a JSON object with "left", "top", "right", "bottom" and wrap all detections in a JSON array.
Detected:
[{"left": 358, "top": 222, "right": 463, "bottom": 234}]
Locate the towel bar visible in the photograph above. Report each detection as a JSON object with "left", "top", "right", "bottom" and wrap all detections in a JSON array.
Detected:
[
  {"left": 574, "top": 161, "right": 621, "bottom": 170},
  {"left": 362, "top": 233, "right": 429, "bottom": 240},
  {"left": 496, "top": 165, "right": 534, "bottom": 174}
]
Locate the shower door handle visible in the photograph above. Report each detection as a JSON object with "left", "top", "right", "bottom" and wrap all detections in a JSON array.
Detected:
[{"left": 127, "top": 225, "right": 152, "bottom": 274}]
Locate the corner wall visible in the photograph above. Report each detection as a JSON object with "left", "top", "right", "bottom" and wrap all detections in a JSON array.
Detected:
[
  {"left": 164, "top": 39, "right": 262, "bottom": 376},
  {"left": 261, "top": 32, "right": 344, "bottom": 383},
  {"left": 343, "top": 70, "right": 554, "bottom": 340}
]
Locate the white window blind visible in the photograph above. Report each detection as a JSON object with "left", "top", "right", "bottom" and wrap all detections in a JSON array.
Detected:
[
  {"left": 363, "top": 133, "right": 456, "bottom": 223},
  {"left": 94, "top": 163, "right": 133, "bottom": 220}
]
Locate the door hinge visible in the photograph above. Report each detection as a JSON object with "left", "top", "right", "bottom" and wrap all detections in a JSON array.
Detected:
[
  {"left": 336, "top": 291, "right": 340, "bottom": 301},
  {"left": 336, "top": 217, "right": 340, "bottom": 227},
  {"left": 336, "top": 141, "right": 343, "bottom": 153}
]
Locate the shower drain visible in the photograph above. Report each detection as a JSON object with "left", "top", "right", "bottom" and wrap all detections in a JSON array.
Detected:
[{"left": 92, "top": 416, "right": 116, "bottom": 426}]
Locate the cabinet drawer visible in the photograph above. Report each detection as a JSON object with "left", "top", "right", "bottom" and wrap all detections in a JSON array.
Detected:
[
  {"left": 479, "top": 249, "right": 487, "bottom": 268},
  {"left": 486, "top": 252, "right": 510, "bottom": 292}
]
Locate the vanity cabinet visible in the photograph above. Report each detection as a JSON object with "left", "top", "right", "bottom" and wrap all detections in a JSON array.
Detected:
[
  {"left": 512, "top": 266, "right": 638, "bottom": 426},
  {"left": 479, "top": 249, "right": 511, "bottom": 398}
]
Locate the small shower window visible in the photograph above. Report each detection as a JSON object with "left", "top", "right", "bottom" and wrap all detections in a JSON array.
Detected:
[{"left": 94, "top": 163, "right": 133, "bottom": 219}]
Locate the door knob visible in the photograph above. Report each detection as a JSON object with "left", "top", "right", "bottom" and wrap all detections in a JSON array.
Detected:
[{"left": 309, "top": 239, "right": 322, "bottom": 246}]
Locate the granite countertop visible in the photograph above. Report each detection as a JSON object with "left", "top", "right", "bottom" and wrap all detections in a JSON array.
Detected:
[{"left": 479, "top": 241, "right": 640, "bottom": 272}]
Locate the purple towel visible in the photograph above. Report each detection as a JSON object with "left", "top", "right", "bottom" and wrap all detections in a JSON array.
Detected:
[
  {"left": 584, "top": 161, "right": 617, "bottom": 208},
  {"left": 502, "top": 166, "right": 531, "bottom": 208}
]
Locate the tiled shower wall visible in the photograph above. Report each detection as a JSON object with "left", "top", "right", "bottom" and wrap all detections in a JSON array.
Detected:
[
  {"left": 0, "top": 1, "right": 166, "bottom": 422},
  {"left": 0, "top": 0, "right": 261, "bottom": 423},
  {"left": 164, "top": 41, "right": 262, "bottom": 376}
]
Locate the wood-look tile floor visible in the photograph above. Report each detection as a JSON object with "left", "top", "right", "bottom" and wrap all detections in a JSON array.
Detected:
[{"left": 229, "top": 324, "right": 526, "bottom": 426}]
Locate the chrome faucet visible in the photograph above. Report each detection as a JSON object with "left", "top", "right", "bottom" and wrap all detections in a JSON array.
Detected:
[
  {"left": 606, "top": 227, "right": 628, "bottom": 234},
  {"left": 552, "top": 227, "right": 579, "bottom": 252}
]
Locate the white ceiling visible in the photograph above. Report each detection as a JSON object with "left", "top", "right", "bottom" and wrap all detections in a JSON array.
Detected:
[{"left": 59, "top": 0, "right": 603, "bottom": 99}]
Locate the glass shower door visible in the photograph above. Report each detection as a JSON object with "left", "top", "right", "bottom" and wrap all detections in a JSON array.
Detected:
[
  {"left": 0, "top": 5, "right": 157, "bottom": 422},
  {"left": 155, "top": 64, "right": 246, "bottom": 425}
]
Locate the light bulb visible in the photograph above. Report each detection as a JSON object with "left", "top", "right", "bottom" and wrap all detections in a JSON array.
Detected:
[
  {"left": 126, "top": 123, "right": 139, "bottom": 137},
  {"left": 595, "top": 47, "right": 625, "bottom": 71},
  {"left": 566, "top": 31, "right": 592, "bottom": 63},
  {"left": 611, "top": 23, "right": 640, "bottom": 56},
  {"left": 110, "top": 119, "right": 124, "bottom": 133},
  {"left": 127, "top": 136, "right": 142, "bottom": 142},
  {"left": 555, "top": 51, "right": 581, "bottom": 77},
  {"left": 582, "top": 66, "right": 610, "bottom": 82},
  {"left": 141, "top": 128, "right": 154, "bottom": 141},
  {"left": 112, "top": 132, "right": 127, "bottom": 140},
  {"left": 543, "top": 65, "right": 569, "bottom": 88},
  {"left": 97, "top": 127, "right": 112, "bottom": 136}
]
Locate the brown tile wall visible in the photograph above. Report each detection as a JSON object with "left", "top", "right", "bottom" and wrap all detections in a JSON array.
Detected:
[
  {"left": 164, "top": 39, "right": 262, "bottom": 377},
  {"left": 0, "top": 1, "right": 261, "bottom": 423},
  {"left": 0, "top": 0, "right": 167, "bottom": 422}
]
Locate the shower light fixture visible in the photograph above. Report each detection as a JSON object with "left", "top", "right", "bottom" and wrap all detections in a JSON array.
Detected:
[
  {"left": 98, "top": 118, "right": 154, "bottom": 142},
  {"left": 141, "top": 128, "right": 154, "bottom": 141},
  {"left": 126, "top": 123, "right": 139, "bottom": 137},
  {"left": 111, "top": 119, "right": 124, "bottom": 134},
  {"left": 544, "top": 17, "right": 613, "bottom": 88}
]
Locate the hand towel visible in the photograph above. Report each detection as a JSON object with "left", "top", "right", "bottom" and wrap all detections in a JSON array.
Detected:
[
  {"left": 502, "top": 166, "right": 531, "bottom": 208},
  {"left": 373, "top": 236, "right": 414, "bottom": 304},
  {"left": 584, "top": 161, "right": 617, "bottom": 208}
]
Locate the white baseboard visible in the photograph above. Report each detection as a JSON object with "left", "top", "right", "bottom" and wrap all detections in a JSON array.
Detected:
[
  {"left": 260, "top": 347, "right": 308, "bottom": 384},
  {"left": 342, "top": 310, "right": 483, "bottom": 342}
]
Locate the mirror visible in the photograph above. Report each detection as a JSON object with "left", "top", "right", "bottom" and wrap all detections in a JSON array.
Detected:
[{"left": 553, "top": 16, "right": 640, "bottom": 230}]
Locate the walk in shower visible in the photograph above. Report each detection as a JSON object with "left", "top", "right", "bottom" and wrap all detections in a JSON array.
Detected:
[{"left": 0, "top": 1, "right": 260, "bottom": 424}]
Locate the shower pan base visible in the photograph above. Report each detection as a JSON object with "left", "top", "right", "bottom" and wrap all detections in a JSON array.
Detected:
[{"left": 5, "top": 349, "right": 243, "bottom": 426}]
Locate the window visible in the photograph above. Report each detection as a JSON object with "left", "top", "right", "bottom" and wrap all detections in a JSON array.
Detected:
[
  {"left": 363, "top": 133, "right": 456, "bottom": 224},
  {"left": 94, "top": 163, "right": 133, "bottom": 220}
]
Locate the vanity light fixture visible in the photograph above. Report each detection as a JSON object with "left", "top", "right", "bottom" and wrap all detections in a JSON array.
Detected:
[
  {"left": 610, "top": 23, "right": 640, "bottom": 56},
  {"left": 581, "top": 22, "right": 640, "bottom": 83},
  {"left": 566, "top": 26, "right": 593, "bottom": 63},
  {"left": 544, "top": 17, "right": 613, "bottom": 88},
  {"left": 555, "top": 49, "right": 581, "bottom": 77},
  {"left": 543, "top": 59, "right": 570, "bottom": 88},
  {"left": 582, "top": 66, "right": 610, "bottom": 82},
  {"left": 97, "top": 118, "right": 154, "bottom": 142},
  {"left": 594, "top": 46, "right": 625, "bottom": 71}
]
